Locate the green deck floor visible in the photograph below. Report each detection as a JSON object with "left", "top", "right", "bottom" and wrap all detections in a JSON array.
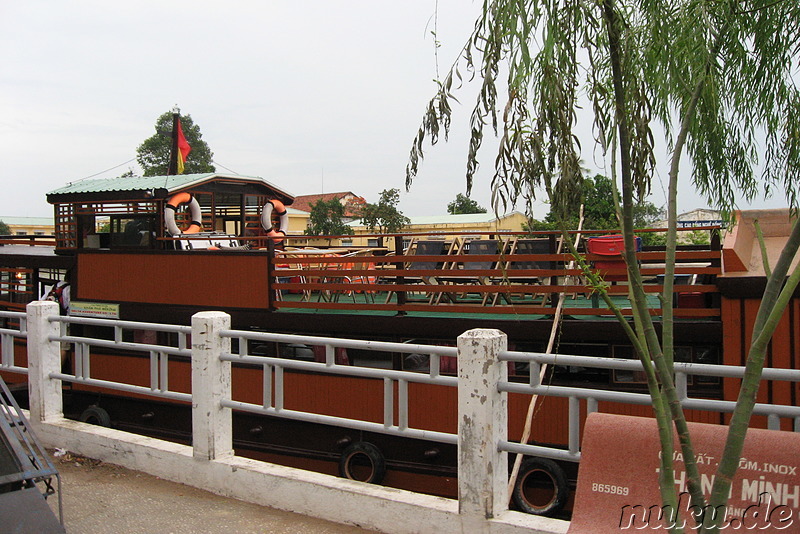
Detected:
[{"left": 274, "top": 290, "right": 664, "bottom": 321}]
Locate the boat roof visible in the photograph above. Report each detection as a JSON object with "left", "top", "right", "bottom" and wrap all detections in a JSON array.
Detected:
[{"left": 46, "top": 173, "right": 295, "bottom": 206}]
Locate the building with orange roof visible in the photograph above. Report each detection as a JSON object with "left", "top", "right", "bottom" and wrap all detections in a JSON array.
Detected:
[{"left": 290, "top": 192, "right": 365, "bottom": 218}]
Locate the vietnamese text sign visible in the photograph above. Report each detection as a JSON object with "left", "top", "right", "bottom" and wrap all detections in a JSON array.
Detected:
[
  {"left": 69, "top": 301, "right": 120, "bottom": 319},
  {"left": 569, "top": 413, "right": 800, "bottom": 532}
]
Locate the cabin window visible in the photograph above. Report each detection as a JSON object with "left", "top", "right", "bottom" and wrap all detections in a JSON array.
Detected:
[
  {"left": 95, "top": 216, "right": 111, "bottom": 233},
  {"left": 109, "top": 215, "right": 155, "bottom": 249},
  {"left": 549, "top": 343, "right": 611, "bottom": 385},
  {"left": 0, "top": 270, "right": 11, "bottom": 302},
  {"left": 612, "top": 345, "right": 721, "bottom": 389},
  {"left": 349, "top": 348, "right": 392, "bottom": 369},
  {"left": 131, "top": 329, "right": 159, "bottom": 345},
  {"left": 249, "top": 341, "right": 352, "bottom": 366},
  {"left": 71, "top": 323, "right": 115, "bottom": 343},
  {"left": 247, "top": 341, "right": 316, "bottom": 361},
  {"left": 0, "top": 269, "right": 32, "bottom": 305},
  {"left": 280, "top": 343, "right": 316, "bottom": 361},
  {"left": 402, "top": 352, "right": 460, "bottom": 375},
  {"left": 691, "top": 346, "right": 721, "bottom": 385}
]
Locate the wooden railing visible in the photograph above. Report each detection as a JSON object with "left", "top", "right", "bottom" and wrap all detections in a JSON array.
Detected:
[
  {"left": 0, "top": 227, "right": 723, "bottom": 320},
  {"left": 0, "top": 235, "right": 58, "bottom": 247},
  {"left": 268, "top": 229, "right": 723, "bottom": 319}
]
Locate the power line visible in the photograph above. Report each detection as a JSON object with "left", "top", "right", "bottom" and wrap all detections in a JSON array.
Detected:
[
  {"left": 71, "top": 158, "right": 137, "bottom": 183},
  {"left": 212, "top": 161, "right": 241, "bottom": 175}
]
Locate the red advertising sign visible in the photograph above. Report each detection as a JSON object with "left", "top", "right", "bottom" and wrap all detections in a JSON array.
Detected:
[{"left": 569, "top": 413, "right": 799, "bottom": 532}]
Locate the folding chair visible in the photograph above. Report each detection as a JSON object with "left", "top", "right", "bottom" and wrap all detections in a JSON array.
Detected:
[{"left": 492, "top": 238, "right": 551, "bottom": 305}]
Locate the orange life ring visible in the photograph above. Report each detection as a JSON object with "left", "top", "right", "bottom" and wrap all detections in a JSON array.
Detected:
[
  {"left": 261, "top": 199, "right": 289, "bottom": 243},
  {"left": 165, "top": 192, "right": 203, "bottom": 235}
]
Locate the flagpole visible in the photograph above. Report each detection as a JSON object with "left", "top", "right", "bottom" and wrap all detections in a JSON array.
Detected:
[{"left": 168, "top": 105, "right": 180, "bottom": 176}]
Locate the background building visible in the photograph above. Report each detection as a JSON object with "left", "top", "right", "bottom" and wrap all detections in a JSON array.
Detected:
[
  {"left": 0, "top": 216, "right": 54, "bottom": 236},
  {"left": 290, "top": 192, "right": 365, "bottom": 220},
  {"left": 344, "top": 212, "right": 527, "bottom": 250}
]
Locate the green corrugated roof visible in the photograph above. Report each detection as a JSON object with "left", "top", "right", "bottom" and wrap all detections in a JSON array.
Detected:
[
  {"left": 47, "top": 174, "right": 205, "bottom": 196},
  {"left": 405, "top": 213, "right": 503, "bottom": 225},
  {"left": 0, "top": 216, "right": 53, "bottom": 226},
  {"left": 47, "top": 173, "right": 285, "bottom": 196}
]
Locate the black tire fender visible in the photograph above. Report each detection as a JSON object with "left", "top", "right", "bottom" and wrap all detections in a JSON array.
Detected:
[
  {"left": 511, "top": 457, "right": 568, "bottom": 516},
  {"left": 78, "top": 405, "right": 112, "bottom": 427},
  {"left": 338, "top": 442, "right": 386, "bottom": 484}
]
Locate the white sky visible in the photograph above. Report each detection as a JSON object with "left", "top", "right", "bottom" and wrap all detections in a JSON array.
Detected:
[{"left": 0, "top": 1, "right": 790, "bottom": 219}]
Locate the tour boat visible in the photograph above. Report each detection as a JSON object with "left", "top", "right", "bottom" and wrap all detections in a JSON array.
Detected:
[{"left": 0, "top": 172, "right": 797, "bottom": 517}]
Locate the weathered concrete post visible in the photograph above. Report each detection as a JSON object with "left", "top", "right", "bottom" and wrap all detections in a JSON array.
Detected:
[
  {"left": 27, "top": 301, "right": 63, "bottom": 423},
  {"left": 457, "top": 328, "right": 509, "bottom": 528},
  {"left": 191, "top": 311, "right": 233, "bottom": 461}
]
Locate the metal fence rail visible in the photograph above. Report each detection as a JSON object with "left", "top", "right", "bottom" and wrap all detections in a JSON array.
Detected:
[
  {"left": 47, "top": 315, "right": 193, "bottom": 403},
  {"left": 0, "top": 310, "right": 26, "bottom": 374},
  {"left": 497, "top": 350, "right": 800, "bottom": 463},
  {"left": 3, "top": 307, "right": 800, "bottom": 469},
  {"left": 219, "top": 329, "right": 459, "bottom": 444},
  {"left": 6, "top": 302, "right": 800, "bottom": 532}
]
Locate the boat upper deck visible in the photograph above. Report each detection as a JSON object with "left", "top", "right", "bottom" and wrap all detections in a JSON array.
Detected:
[{"left": 0, "top": 229, "right": 723, "bottom": 323}]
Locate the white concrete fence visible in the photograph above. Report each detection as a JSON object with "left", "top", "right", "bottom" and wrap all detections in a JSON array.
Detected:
[{"left": 21, "top": 301, "right": 568, "bottom": 534}]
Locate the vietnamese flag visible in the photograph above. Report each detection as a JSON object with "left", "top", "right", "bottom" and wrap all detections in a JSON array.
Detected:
[{"left": 176, "top": 119, "right": 192, "bottom": 174}]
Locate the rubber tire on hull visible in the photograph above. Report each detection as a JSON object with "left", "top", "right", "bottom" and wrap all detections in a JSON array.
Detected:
[
  {"left": 511, "top": 457, "right": 568, "bottom": 516},
  {"left": 79, "top": 405, "right": 112, "bottom": 427},
  {"left": 338, "top": 442, "right": 386, "bottom": 484}
]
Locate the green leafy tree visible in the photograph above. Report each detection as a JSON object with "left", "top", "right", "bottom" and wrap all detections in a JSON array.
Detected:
[
  {"left": 304, "top": 198, "right": 354, "bottom": 236},
  {"left": 527, "top": 174, "right": 662, "bottom": 234},
  {"left": 408, "top": 1, "right": 800, "bottom": 530},
  {"left": 447, "top": 193, "right": 487, "bottom": 214},
  {"left": 359, "top": 189, "right": 410, "bottom": 242},
  {"left": 0, "top": 220, "right": 10, "bottom": 235},
  {"left": 137, "top": 111, "right": 215, "bottom": 176}
]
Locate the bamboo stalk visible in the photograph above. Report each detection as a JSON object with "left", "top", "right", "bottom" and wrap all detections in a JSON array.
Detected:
[{"left": 507, "top": 206, "right": 584, "bottom": 502}]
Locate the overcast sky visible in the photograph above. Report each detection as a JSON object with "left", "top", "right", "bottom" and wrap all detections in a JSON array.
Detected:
[{"left": 0, "top": 1, "right": 790, "bottom": 220}]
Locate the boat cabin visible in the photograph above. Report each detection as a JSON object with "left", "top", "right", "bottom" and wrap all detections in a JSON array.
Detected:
[{"left": 45, "top": 173, "right": 295, "bottom": 252}]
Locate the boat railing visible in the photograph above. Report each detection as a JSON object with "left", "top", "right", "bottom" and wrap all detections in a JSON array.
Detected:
[
  {"left": 267, "top": 226, "right": 723, "bottom": 319},
  {"left": 0, "top": 235, "right": 57, "bottom": 247},
  {"left": 0, "top": 226, "right": 722, "bottom": 319}
]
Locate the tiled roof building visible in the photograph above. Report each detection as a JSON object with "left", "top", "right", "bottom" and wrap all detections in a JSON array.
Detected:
[{"left": 290, "top": 192, "right": 365, "bottom": 218}]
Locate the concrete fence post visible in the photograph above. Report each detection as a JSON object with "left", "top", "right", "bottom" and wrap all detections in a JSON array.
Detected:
[
  {"left": 26, "top": 301, "right": 63, "bottom": 423},
  {"left": 191, "top": 311, "right": 233, "bottom": 461},
  {"left": 457, "top": 328, "right": 509, "bottom": 528}
]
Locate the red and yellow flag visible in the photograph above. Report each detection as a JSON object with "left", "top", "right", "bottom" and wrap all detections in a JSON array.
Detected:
[{"left": 176, "top": 119, "right": 192, "bottom": 174}]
